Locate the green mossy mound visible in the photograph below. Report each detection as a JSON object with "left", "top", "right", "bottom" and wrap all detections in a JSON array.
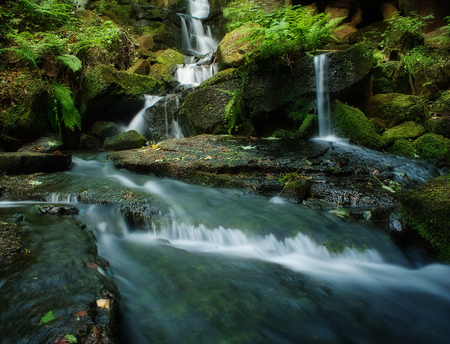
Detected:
[
  {"left": 149, "top": 49, "right": 184, "bottom": 82},
  {"left": 382, "top": 121, "right": 426, "bottom": 144},
  {"left": 216, "top": 22, "right": 262, "bottom": 70},
  {"left": 414, "top": 133, "right": 450, "bottom": 162},
  {"left": 389, "top": 139, "right": 415, "bottom": 157},
  {"left": 401, "top": 174, "right": 450, "bottom": 262},
  {"left": 332, "top": 101, "right": 384, "bottom": 149},
  {"left": 372, "top": 61, "right": 410, "bottom": 95},
  {"left": 104, "top": 130, "right": 147, "bottom": 151},
  {"left": 362, "top": 93, "right": 428, "bottom": 128}
]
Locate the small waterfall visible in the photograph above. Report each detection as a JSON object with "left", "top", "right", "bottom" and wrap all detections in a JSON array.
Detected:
[
  {"left": 314, "top": 54, "right": 332, "bottom": 138},
  {"left": 179, "top": 15, "right": 217, "bottom": 55},
  {"left": 125, "top": 95, "right": 161, "bottom": 136},
  {"left": 188, "top": 0, "right": 210, "bottom": 19}
]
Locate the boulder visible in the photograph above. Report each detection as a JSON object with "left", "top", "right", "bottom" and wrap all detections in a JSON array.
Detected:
[
  {"left": 149, "top": 49, "right": 184, "bottom": 81},
  {"left": 389, "top": 139, "right": 415, "bottom": 157},
  {"left": 17, "top": 135, "right": 64, "bottom": 153},
  {"left": 382, "top": 122, "right": 426, "bottom": 144},
  {"left": 91, "top": 121, "right": 121, "bottom": 138},
  {"left": 361, "top": 93, "right": 428, "bottom": 128},
  {"left": 414, "top": 133, "right": 450, "bottom": 162},
  {"left": 216, "top": 22, "right": 263, "bottom": 70},
  {"left": 401, "top": 174, "right": 450, "bottom": 261},
  {"left": 372, "top": 61, "right": 410, "bottom": 95},
  {"left": 79, "top": 134, "right": 103, "bottom": 150},
  {"left": 0, "top": 152, "right": 72, "bottom": 174},
  {"left": 104, "top": 130, "right": 147, "bottom": 151},
  {"left": 135, "top": 34, "right": 155, "bottom": 53},
  {"left": 127, "top": 59, "right": 151, "bottom": 75}
]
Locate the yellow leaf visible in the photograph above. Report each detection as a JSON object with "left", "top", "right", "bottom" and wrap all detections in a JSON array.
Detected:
[{"left": 96, "top": 299, "right": 110, "bottom": 309}]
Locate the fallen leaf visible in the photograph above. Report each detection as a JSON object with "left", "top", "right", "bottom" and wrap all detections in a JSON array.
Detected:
[
  {"left": 96, "top": 299, "right": 110, "bottom": 310},
  {"left": 53, "top": 150, "right": 62, "bottom": 155},
  {"left": 241, "top": 145, "right": 256, "bottom": 150},
  {"left": 204, "top": 156, "right": 213, "bottom": 160},
  {"left": 85, "top": 262, "right": 99, "bottom": 269},
  {"left": 73, "top": 310, "right": 88, "bottom": 317},
  {"left": 40, "top": 311, "right": 56, "bottom": 324}
]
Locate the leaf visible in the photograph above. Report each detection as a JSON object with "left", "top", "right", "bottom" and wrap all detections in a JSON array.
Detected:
[
  {"left": 241, "top": 145, "right": 256, "bottom": 150},
  {"left": 96, "top": 299, "right": 110, "bottom": 309},
  {"left": 73, "top": 310, "right": 88, "bottom": 317},
  {"left": 329, "top": 208, "right": 349, "bottom": 218},
  {"left": 65, "top": 334, "right": 77, "bottom": 343},
  {"left": 40, "top": 311, "right": 56, "bottom": 324},
  {"left": 29, "top": 180, "right": 43, "bottom": 186},
  {"left": 382, "top": 185, "right": 396, "bottom": 193},
  {"left": 57, "top": 55, "right": 82, "bottom": 72}
]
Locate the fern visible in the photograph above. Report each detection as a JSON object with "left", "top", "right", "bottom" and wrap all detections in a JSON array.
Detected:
[
  {"left": 47, "top": 82, "right": 81, "bottom": 135},
  {"left": 57, "top": 54, "right": 82, "bottom": 72}
]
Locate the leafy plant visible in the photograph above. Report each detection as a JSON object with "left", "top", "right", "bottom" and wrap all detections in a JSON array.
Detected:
[
  {"left": 47, "top": 82, "right": 81, "bottom": 135},
  {"left": 40, "top": 311, "right": 56, "bottom": 324},
  {"left": 57, "top": 54, "right": 82, "bottom": 72}
]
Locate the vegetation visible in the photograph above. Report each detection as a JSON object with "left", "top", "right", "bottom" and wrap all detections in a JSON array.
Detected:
[{"left": 223, "top": 2, "right": 342, "bottom": 63}]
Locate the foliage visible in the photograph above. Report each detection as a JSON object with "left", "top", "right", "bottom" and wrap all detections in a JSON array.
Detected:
[
  {"left": 401, "top": 45, "right": 442, "bottom": 78},
  {"left": 65, "top": 334, "right": 78, "bottom": 343},
  {"left": 414, "top": 133, "right": 450, "bottom": 162},
  {"left": 40, "top": 311, "right": 56, "bottom": 324},
  {"left": 47, "top": 82, "right": 81, "bottom": 135},
  {"left": 223, "top": 2, "right": 342, "bottom": 62},
  {"left": 57, "top": 54, "right": 82, "bottom": 72},
  {"left": 381, "top": 11, "right": 434, "bottom": 51},
  {"left": 432, "top": 16, "right": 450, "bottom": 45}
]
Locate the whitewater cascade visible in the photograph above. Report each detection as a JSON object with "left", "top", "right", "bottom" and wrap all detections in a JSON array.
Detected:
[
  {"left": 124, "top": 95, "right": 161, "bottom": 136},
  {"left": 314, "top": 54, "right": 332, "bottom": 138}
]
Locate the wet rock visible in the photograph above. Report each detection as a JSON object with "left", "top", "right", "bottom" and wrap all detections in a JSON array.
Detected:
[
  {"left": 0, "top": 152, "right": 72, "bottom": 175},
  {"left": 401, "top": 173, "right": 450, "bottom": 261},
  {"left": 91, "top": 121, "right": 121, "bottom": 139},
  {"left": 17, "top": 135, "right": 64, "bottom": 153},
  {"left": 104, "top": 130, "right": 147, "bottom": 151},
  {"left": 37, "top": 205, "right": 79, "bottom": 216},
  {"left": 79, "top": 134, "right": 103, "bottom": 151}
]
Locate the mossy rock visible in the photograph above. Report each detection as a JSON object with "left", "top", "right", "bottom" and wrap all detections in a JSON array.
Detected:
[
  {"left": 362, "top": 93, "right": 428, "bottom": 128},
  {"left": 82, "top": 64, "right": 164, "bottom": 107},
  {"left": 372, "top": 61, "right": 410, "bottom": 95},
  {"left": 104, "top": 130, "right": 147, "bottom": 151},
  {"left": 401, "top": 174, "right": 450, "bottom": 261},
  {"left": 389, "top": 139, "right": 415, "bottom": 157},
  {"left": 216, "top": 22, "right": 263, "bottom": 70},
  {"left": 414, "top": 133, "right": 450, "bottom": 162},
  {"left": 91, "top": 121, "right": 121, "bottom": 138},
  {"left": 282, "top": 177, "right": 312, "bottom": 203},
  {"left": 382, "top": 121, "right": 426, "bottom": 145},
  {"left": 332, "top": 100, "right": 384, "bottom": 149},
  {"left": 297, "top": 114, "right": 318, "bottom": 139}
]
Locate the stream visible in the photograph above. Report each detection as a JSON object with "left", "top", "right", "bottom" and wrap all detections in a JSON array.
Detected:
[{"left": 2, "top": 154, "right": 450, "bottom": 343}]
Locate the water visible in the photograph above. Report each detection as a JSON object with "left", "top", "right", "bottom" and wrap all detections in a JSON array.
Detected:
[
  {"left": 314, "top": 54, "right": 332, "bottom": 138},
  {"left": 188, "top": 0, "right": 210, "bottom": 19},
  {"left": 124, "top": 95, "right": 162, "bottom": 136},
  {"left": 2, "top": 155, "right": 448, "bottom": 343},
  {"left": 179, "top": 15, "right": 217, "bottom": 55}
]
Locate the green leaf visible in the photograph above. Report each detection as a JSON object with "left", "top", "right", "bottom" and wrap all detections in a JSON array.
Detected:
[
  {"left": 329, "top": 208, "right": 349, "bottom": 218},
  {"left": 382, "top": 185, "right": 396, "bottom": 193},
  {"left": 40, "top": 311, "right": 56, "bottom": 324},
  {"left": 65, "top": 334, "right": 77, "bottom": 343},
  {"left": 56, "top": 54, "right": 82, "bottom": 72}
]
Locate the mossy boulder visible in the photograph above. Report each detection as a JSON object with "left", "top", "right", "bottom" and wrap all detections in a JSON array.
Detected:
[
  {"left": 216, "top": 22, "right": 262, "bottom": 70},
  {"left": 297, "top": 114, "right": 318, "bottom": 139},
  {"left": 282, "top": 177, "right": 312, "bottom": 203},
  {"left": 104, "top": 130, "right": 147, "bottom": 151},
  {"left": 17, "top": 135, "right": 64, "bottom": 153},
  {"left": 401, "top": 174, "right": 450, "bottom": 261},
  {"left": 372, "top": 61, "right": 410, "bottom": 95},
  {"left": 382, "top": 121, "right": 425, "bottom": 145},
  {"left": 332, "top": 100, "right": 384, "bottom": 149},
  {"left": 91, "top": 121, "right": 121, "bottom": 138},
  {"left": 362, "top": 93, "right": 428, "bottom": 128},
  {"left": 149, "top": 49, "right": 184, "bottom": 81},
  {"left": 414, "top": 133, "right": 450, "bottom": 162},
  {"left": 389, "top": 139, "right": 415, "bottom": 157}
]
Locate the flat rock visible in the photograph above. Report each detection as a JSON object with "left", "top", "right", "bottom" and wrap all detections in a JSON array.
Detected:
[{"left": 0, "top": 152, "right": 72, "bottom": 174}]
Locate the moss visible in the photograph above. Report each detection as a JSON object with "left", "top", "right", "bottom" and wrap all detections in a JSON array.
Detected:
[
  {"left": 372, "top": 61, "right": 410, "bottom": 95},
  {"left": 332, "top": 101, "right": 385, "bottom": 149},
  {"left": 370, "top": 117, "right": 387, "bottom": 134},
  {"left": 297, "top": 114, "right": 318, "bottom": 139},
  {"left": 382, "top": 121, "right": 425, "bottom": 145},
  {"left": 200, "top": 68, "right": 237, "bottom": 88},
  {"left": 400, "top": 174, "right": 450, "bottom": 262},
  {"left": 389, "top": 139, "right": 415, "bottom": 157},
  {"left": 285, "top": 96, "right": 315, "bottom": 122},
  {"left": 362, "top": 93, "right": 428, "bottom": 128},
  {"left": 414, "top": 133, "right": 450, "bottom": 162}
]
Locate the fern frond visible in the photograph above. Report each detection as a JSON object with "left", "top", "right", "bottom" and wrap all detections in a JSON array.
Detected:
[
  {"left": 57, "top": 54, "right": 82, "bottom": 72},
  {"left": 48, "top": 82, "right": 81, "bottom": 135}
]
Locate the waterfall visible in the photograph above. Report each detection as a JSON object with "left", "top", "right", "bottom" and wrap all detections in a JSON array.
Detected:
[
  {"left": 125, "top": 95, "right": 161, "bottom": 136},
  {"left": 176, "top": 0, "right": 218, "bottom": 85},
  {"left": 314, "top": 54, "right": 332, "bottom": 138}
]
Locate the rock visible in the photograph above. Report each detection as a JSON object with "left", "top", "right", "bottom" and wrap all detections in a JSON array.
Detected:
[
  {"left": 372, "top": 61, "right": 410, "bottom": 95},
  {"left": 361, "top": 93, "right": 427, "bottom": 128},
  {"left": 398, "top": 0, "right": 450, "bottom": 32},
  {"left": 333, "top": 23, "right": 358, "bottom": 41},
  {"left": 380, "top": 3, "right": 398, "bottom": 20},
  {"left": 414, "top": 133, "right": 450, "bottom": 162},
  {"left": 281, "top": 177, "right": 312, "bottom": 203},
  {"left": 79, "top": 134, "right": 103, "bottom": 150},
  {"left": 149, "top": 49, "right": 184, "bottom": 81},
  {"left": 0, "top": 152, "right": 72, "bottom": 174},
  {"left": 433, "top": 118, "right": 450, "bottom": 139},
  {"left": 332, "top": 100, "right": 385, "bottom": 149},
  {"left": 216, "top": 22, "right": 262, "bottom": 70},
  {"left": 382, "top": 122, "right": 426, "bottom": 144},
  {"left": 104, "top": 130, "right": 147, "bottom": 151},
  {"left": 401, "top": 174, "right": 450, "bottom": 261},
  {"left": 324, "top": 6, "right": 349, "bottom": 21},
  {"left": 135, "top": 34, "right": 155, "bottom": 52},
  {"left": 127, "top": 59, "right": 151, "bottom": 75},
  {"left": 74, "top": 0, "right": 90, "bottom": 11},
  {"left": 17, "top": 135, "right": 64, "bottom": 153},
  {"left": 37, "top": 205, "right": 79, "bottom": 216},
  {"left": 91, "top": 121, "right": 121, "bottom": 138},
  {"left": 389, "top": 139, "right": 415, "bottom": 157}
]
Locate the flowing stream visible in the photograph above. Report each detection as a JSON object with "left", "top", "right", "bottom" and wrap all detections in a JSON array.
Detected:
[
  {"left": 314, "top": 54, "right": 332, "bottom": 139},
  {"left": 2, "top": 155, "right": 450, "bottom": 343}
]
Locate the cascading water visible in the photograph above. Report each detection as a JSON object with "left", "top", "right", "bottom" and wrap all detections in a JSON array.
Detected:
[
  {"left": 188, "top": 0, "right": 210, "bottom": 19},
  {"left": 124, "top": 95, "right": 161, "bottom": 136},
  {"left": 314, "top": 54, "right": 332, "bottom": 139}
]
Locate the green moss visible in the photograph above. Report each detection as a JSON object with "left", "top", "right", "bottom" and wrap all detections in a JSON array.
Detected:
[
  {"left": 414, "top": 133, "right": 450, "bottom": 162},
  {"left": 200, "top": 68, "right": 237, "bottom": 88},
  {"left": 286, "top": 96, "right": 315, "bottom": 122},
  {"left": 297, "top": 114, "right": 318, "bottom": 139},
  {"left": 389, "top": 139, "right": 415, "bottom": 157},
  {"left": 382, "top": 121, "right": 425, "bottom": 144},
  {"left": 332, "top": 101, "right": 385, "bottom": 149},
  {"left": 401, "top": 174, "right": 450, "bottom": 262}
]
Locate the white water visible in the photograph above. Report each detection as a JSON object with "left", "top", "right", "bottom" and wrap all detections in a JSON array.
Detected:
[
  {"left": 124, "top": 95, "right": 161, "bottom": 135},
  {"left": 175, "top": 62, "right": 218, "bottom": 85},
  {"left": 188, "top": 0, "right": 210, "bottom": 19},
  {"left": 314, "top": 54, "right": 332, "bottom": 138}
]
